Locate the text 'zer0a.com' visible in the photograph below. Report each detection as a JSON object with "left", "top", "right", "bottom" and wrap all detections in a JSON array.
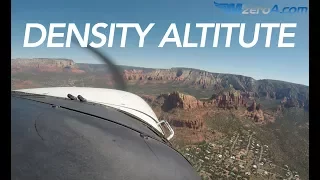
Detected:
[{"left": 214, "top": 2, "right": 308, "bottom": 15}]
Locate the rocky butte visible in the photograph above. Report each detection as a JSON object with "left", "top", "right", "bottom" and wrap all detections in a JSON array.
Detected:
[
  {"left": 210, "top": 86, "right": 247, "bottom": 109},
  {"left": 161, "top": 91, "right": 204, "bottom": 111},
  {"left": 244, "top": 101, "right": 265, "bottom": 122},
  {"left": 141, "top": 88, "right": 275, "bottom": 133}
]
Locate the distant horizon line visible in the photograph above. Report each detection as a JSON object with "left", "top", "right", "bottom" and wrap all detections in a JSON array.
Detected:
[{"left": 11, "top": 57, "right": 309, "bottom": 87}]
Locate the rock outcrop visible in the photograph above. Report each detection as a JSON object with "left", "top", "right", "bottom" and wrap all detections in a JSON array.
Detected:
[
  {"left": 280, "top": 96, "right": 304, "bottom": 108},
  {"left": 244, "top": 101, "right": 265, "bottom": 122},
  {"left": 147, "top": 92, "right": 207, "bottom": 130},
  {"left": 167, "top": 118, "right": 204, "bottom": 130},
  {"left": 211, "top": 87, "right": 247, "bottom": 109},
  {"left": 145, "top": 90, "right": 273, "bottom": 128},
  {"left": 161, "top": 91, "right": 204, "bottom": 111},
  {"left": 283, "top": 97, "right": 300, "bottom": 108}
]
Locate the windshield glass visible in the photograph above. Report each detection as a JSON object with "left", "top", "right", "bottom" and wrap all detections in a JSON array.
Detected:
[{"left": 12, "top": 0, "right": 309, "bottom": 179}]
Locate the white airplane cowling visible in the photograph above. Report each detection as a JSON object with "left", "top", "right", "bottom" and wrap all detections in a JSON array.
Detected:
[{"left": 13, "top": 87, "right": 174, "bottom": 140}]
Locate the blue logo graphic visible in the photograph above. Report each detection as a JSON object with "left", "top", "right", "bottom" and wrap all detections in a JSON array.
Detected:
[{"left": 213, "top": 2, "right": 308, "bottom": 15}]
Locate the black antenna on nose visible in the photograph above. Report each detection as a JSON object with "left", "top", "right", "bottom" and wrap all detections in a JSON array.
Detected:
[{"left": 71, "top": 38, "right": 127, "bottom": 91}]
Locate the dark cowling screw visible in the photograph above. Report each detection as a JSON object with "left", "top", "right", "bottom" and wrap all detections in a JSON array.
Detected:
[
  {"left": 67, "top": 94, "right": 77, "bottom": 100},
  {"left": 78, "top": 95, "right": 87, "bottom": 102},
  {"left": 140, "top": 134, "right": 148, "bottom": 139}
]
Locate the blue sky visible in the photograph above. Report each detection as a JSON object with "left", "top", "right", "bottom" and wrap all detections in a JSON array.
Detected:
[{"left": 11, "top": 0, "right": 309, "bottom": 85}]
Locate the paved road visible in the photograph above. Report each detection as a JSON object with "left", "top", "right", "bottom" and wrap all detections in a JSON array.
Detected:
[
  {"left": 230, "top": 133, "right": 239, "bottom": 154},
  {"left": 246, "top": 133, "right": 253, "bottom": 155},
  {"left": 257, "top": 146, "right": 264, "bottom": 170}
]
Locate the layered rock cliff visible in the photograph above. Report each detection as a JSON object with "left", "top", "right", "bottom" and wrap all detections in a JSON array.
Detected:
[{"left": 11, "top": 58, "right": 85, "bottom": 73}]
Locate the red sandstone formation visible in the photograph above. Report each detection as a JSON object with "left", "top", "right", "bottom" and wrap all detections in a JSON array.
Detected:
[
  {"left": 244, "top": 100, "right": 265, "bottom": 122},
  {"left": 161, "top": 91, "right": 204, "bottom": 111},
  {"left": 211, "top": 88, "right": 247, "bottom": 109}
]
